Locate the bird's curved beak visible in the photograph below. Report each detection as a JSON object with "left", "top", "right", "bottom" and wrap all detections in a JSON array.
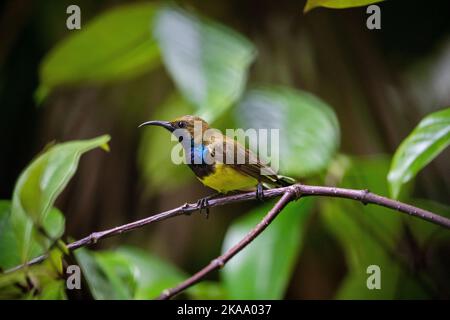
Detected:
[{"left": 138, "top": 120, "right": 174, "bottom": 132}]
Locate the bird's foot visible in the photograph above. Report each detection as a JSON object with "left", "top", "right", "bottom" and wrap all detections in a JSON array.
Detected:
[
  {"left": 196, "top": 192, "right": 229, "bottom": 218},
  {"left": 196, "top": 194, "right": 219, "bottom": 219},
  {"left": 256, "top": 183, "right": 265, "bottom": 202}
]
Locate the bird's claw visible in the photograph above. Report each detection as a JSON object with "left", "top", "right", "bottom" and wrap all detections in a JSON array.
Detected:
[
  {"left": 197, "top": 197, "right": 210, "bottom": 219},
  {"left": 256, "top": 183, "right": 265, "bottom": 201}
]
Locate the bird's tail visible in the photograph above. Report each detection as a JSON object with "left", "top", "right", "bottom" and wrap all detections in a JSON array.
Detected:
[{"left": 275, "top": 175, "right": 296, "bottom": 187}]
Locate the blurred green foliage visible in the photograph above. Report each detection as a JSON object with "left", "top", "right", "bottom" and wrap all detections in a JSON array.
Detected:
[
  {"left": 153, "top": 6, "right": 256, "bottom": 123},
  {"left": 76, "top": 245, "right": 226, "bottom": 299},
  {"left": 37, "top": 3, "right": 160, "bottom": 102},
  {"left": 237, "top": 87, "right": 340, "bottom": 177},
  {"left": 11, "top": 135, "right": 110, "bottom": 264},
  {"left": 304, "top": 0, "right": 385, "bottom": 13},
  {"left": 0, "top": 1, "right": 449, "bottom": 301},
  {"left": 0, "top": 246, "right": 65, "bottom": 299},
  {"left": 388, "top": 107, "right": 450, "bottom": 199},
  {"left": 222, "top": 198, "right": 314, "bottom": 299},
  {"left": 323, "top": 156, "right": 402, "bottom": 298},
  {"left": 0, "top": 201, "right": 64, "bottom": 270}
]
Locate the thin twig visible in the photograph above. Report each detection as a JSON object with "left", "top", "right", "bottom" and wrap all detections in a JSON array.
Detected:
[{"left": 5, "top": 184, "right": 450, "bottom": 274}]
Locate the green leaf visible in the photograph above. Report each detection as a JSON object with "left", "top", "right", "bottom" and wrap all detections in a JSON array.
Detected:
[
  {"left": 77, "top": 249, "right": 136, "bottom": 300},
  {"left": 37, "top": 280, "right": 67, "bottom": 300},
  {"left": 75, "top": 248, "right": 118, "bottom": 300},
  {"left": 222, "top": 198, "right": 314, "bottom": 299},
  {"left": 94, "top": 251, "right": 137, "bottom": 299},
  {"left": 189, "top": 281, "right": 227, "bottom": 300},
  {"left": 153, "top": 6, "right": 256, "bottom": 122},
  {"left": 118, "top": 247, "right": 227, "bottom": 299},
  {"left": 0, "top": 201, "right": 19, "bottom": 270},
  {"left": 116, "top": 246, "right": 187, "bottom": 299},
  {"left": 0, "top": 270, "right": 27, "bottom": 299},
  {"left": 304, "top": 0, "right": 385, "bottom": 13},
  {"left": 37, "top": 3, "right": 160, "bottom": 100},
  {"left": 41, "top": 207, "right": 65, "bottom": 240},
  {"left": 76, "top": 246, "right": 190, "bottom": 300},
  {"left": 388, "top": 107, "right": 450, "bottom": 199},
  {"left": 323, "top": 156, "right": 403, "bottom": 299},
  {"left": 0, "top": 202, "right": 65, "bottom": 270},
  {"left": 237, "top": 86, "right": 340, "bottom": 177},
  {"left": 12, "top": 135, "right": 110, "bottom": 263},
  {"left": 0, "top": 245, "right": 66, "bottom": 299},
  {"left": 138, "top": 94, "right": 195, "bottom": 193},
  {"left": 404, "top": 199, "right": 450, "bottom": 246},
  {"left": 27, "top": 208, "right": 66, "bottom": 269}
]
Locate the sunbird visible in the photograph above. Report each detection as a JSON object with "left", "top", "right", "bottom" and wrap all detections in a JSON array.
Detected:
[{"left": 139, "top": 115, "right": 294, "bottom": 210}]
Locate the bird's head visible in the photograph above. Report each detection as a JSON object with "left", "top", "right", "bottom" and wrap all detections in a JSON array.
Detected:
[{"left": 139, "top": 115, "right": 210, "bottom": 143}]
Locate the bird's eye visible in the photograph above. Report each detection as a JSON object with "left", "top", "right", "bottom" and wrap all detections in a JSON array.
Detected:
[{"left": 178, "top": 121, "right": 186, "bottom": 128}]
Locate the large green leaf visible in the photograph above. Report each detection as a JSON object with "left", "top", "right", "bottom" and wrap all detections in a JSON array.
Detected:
[
  {"left": 116, "top": 246, "right": 187, "bottom": 299},
  {"left": 76, "top": 246, "right": 190, "bottom": 300},
  {"left": 37, "top": 3, "right": 160, "bottom": 100},
  {"left": 153, "top": 6, "right": 256, "bottom": 122},
  {"left": 304, "top": 0, "right": 385, "bottom": 13},
  {"left": 118, "top": 247, "right": 224, "bottom": 299},
  {"left": 388, "top": 107, "right": 450, "bottom": 198},
  {"left": 323, "top": 156, "right": 404, "bottom": 299},
  {"left": 114, "top": 246, "right": 225, "bottom": 299},
  {"left": 12, "top": 135, "right": 110, "bottom": 263},
  {"left": 237, "top": 86, "right": 340, "bottom": 177},
  {"left": 0, "top": 200, "right": 65, "bottom": 270},
  {"left": 37, "top": 280, "right": 67, "bottom": 300},
  {"left": 222, "top": 198, "right": 314, "bottom": 299},
  {"left": 0, "top": 201, "right": 19, "bottom": 270},
  {"left": 189, "top": 281, "right": 227, "bottom": 300},
  {"left": 405, "top": 198, "right": 450, "bottom": 246},
  {"left": 118, "top": 248, "right": 226, "bottom": 299},
  {"left": 75, "top": 248, "right": 121, "bottom": 300},
  {"left": 94, "top": 251, "right": 138, "bottom": 299},
  {"left": 27, "top": 207, "right": 66, "bottom": 269}
]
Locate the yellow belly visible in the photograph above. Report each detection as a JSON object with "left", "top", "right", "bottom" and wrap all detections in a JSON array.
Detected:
[{"left": 199, "top": 163, "right": 258, "bottom": 193}]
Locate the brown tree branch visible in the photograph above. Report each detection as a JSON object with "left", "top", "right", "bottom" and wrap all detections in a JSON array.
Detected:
[
  {"left": 157, "top": 190, "right": 297, "bottom": 300},
  {"left": 5, "top": 184, "right": 450, "bottom": 275},
  {"left": 156, "top": 184, "right": 450, "bottom": 299}
]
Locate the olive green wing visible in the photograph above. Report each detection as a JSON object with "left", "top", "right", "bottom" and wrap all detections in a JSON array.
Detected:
[{"left": 208, "top": 136, "right": 292, "bottom": 187}]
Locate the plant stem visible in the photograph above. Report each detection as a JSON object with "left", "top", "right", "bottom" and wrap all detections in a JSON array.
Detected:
[{"left": 5, "top": 184, "right": 449, "bottom": 275}]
